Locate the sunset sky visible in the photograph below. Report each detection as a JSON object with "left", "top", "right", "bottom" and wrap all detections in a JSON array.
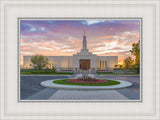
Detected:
[{"left": 20, "top": 19, "right": 140, "bottom": 65}]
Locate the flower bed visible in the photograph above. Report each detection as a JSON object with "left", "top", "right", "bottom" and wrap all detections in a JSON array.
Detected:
[{"left": 53, "top": 79, "right": 121, "bottom": 86}]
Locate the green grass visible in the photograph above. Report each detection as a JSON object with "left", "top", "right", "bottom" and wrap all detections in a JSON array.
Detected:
[
  {"left": 53, "top": 79, "right": 120, "bottom": 86},
  {"left": 97, "top": 72, "right": 140, "bottom": 75},
  {"left": 20, "top": 71, "right": 73, "bottom": 75}
]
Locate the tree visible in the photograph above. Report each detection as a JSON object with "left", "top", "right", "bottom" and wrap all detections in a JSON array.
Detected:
[
  {"left": 119, "top": 65, "right": 123, "bottom": 69},
  {"left": 114, "top": 64, "right": 123, "bottom": 70},
  {"left": 130, "top": 40, "right": 140, "bottom": 64},
  {"left": 123, "top": 56, "right": 134, "bottom": 69},
  {"left": 133, "top": 63, "right": 140, "bottom": 73},
  {"left": 48, "top": 60, "right": 57, "bottom": 72},
  {"left": 30, "top": 54, "right": 49, "bottom": 70}
]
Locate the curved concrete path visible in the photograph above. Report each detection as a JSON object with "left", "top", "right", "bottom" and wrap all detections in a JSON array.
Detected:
[{"left": 41, "top": 79, "right": 132, "bottom": 90}]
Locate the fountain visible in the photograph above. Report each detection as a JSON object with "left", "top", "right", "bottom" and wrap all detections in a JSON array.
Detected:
[
  {"left": 65, "top": 74, "right": 108, "bottom": 83},
  {"left": 40, "top": 72, "right": 133, "bottom": 90}
]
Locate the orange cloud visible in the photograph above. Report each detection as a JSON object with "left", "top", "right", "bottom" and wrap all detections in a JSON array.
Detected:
[
  {"left": 99, "top": 35, "right": 113, "bottom": 39},
  {"left": 20, "top": 20, "right": 140, "bottom": 65},
  {"left": 136, "top": 34, "right": 140, "bottom": 38}
]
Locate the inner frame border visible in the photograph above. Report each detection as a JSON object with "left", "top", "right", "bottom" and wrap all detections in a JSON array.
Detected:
[{"left": 17, "top": 17, "right": 143, "bottom": 102}]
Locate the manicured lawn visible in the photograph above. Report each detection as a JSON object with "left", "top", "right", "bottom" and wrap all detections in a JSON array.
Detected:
[
  {"left": 97, "top": 72, "right": 140, "bottom": 75},
  {"left": 20, "top": 71, "right": 73, "bottom": 75},
  {"left": 53, "top": 79, "right": 120, "bottom": 86}
]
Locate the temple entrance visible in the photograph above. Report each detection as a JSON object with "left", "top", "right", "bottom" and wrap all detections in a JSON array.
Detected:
[{"left": 79, "top": 59, "right": 90, "bottom": 70}]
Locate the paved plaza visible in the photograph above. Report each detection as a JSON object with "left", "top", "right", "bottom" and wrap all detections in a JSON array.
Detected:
[{"left": 20, "top": 74, "right": 140, "bottom": 101}]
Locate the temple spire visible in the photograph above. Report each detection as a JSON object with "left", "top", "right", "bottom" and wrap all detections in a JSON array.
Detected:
[
  {"left": 84, "top": 30, "right": 86, "bottom": 36},
  {"left": 83, "top": 30, "right": 87, "bottom": 49}
]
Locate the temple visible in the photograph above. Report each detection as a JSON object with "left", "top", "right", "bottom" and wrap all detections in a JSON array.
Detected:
[{"left": 22, "top": 31, "right": 118, "bottom": 71}]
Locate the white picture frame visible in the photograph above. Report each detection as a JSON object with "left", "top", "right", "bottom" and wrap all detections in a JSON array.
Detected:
[{"left": 0, "top": 0, "right": 159, "bottom": 120}]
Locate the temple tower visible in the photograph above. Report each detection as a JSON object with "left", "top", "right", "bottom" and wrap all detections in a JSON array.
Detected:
[
  {"left": 73, "top": 30, "right": 97, "bottom": 70},
  {"left": 83, "top": 30, "right": 87, "bottom": 50}
]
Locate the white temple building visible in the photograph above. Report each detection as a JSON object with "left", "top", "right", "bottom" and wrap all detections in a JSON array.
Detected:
[{"left": 23, "top": 31, "right": 118, "bottom": 71}]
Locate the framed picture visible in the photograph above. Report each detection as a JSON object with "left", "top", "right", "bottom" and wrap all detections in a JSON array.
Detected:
[
  {"left": 0, "top": 0, "right": 159, "bottom": 120},
  {"left": 19, "top": 18, "right": 142, "bottom": 102}
]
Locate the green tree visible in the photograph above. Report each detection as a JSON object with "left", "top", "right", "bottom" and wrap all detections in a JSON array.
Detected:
[
  {"left": 114, "top": 65, "right": 117, "bottom": 68},
  {"left": 30, "top": 54, "right": 49, "bottom": 70},
  {"left": 130, "top": 40, "right": 140, "bottom": 64},
  {"left": 123, "top": 56, "right": 134, "bottom": 69},
  {"left": 119, "top": 65, "right": 123, "bottom": 69}
]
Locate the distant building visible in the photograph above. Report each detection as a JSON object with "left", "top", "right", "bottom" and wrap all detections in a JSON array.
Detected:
[{"left": 23, "top": 31, "right": 118, "bottom": 70}]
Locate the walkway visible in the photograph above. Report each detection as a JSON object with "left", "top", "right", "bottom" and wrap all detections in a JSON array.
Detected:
[{"left": 20, "top": 74, "right": 140, "bottom": 101}]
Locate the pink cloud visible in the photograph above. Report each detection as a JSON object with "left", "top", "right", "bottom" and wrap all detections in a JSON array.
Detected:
[{"left": 20, "top": 20, "right": 140, "bottom": 64}]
